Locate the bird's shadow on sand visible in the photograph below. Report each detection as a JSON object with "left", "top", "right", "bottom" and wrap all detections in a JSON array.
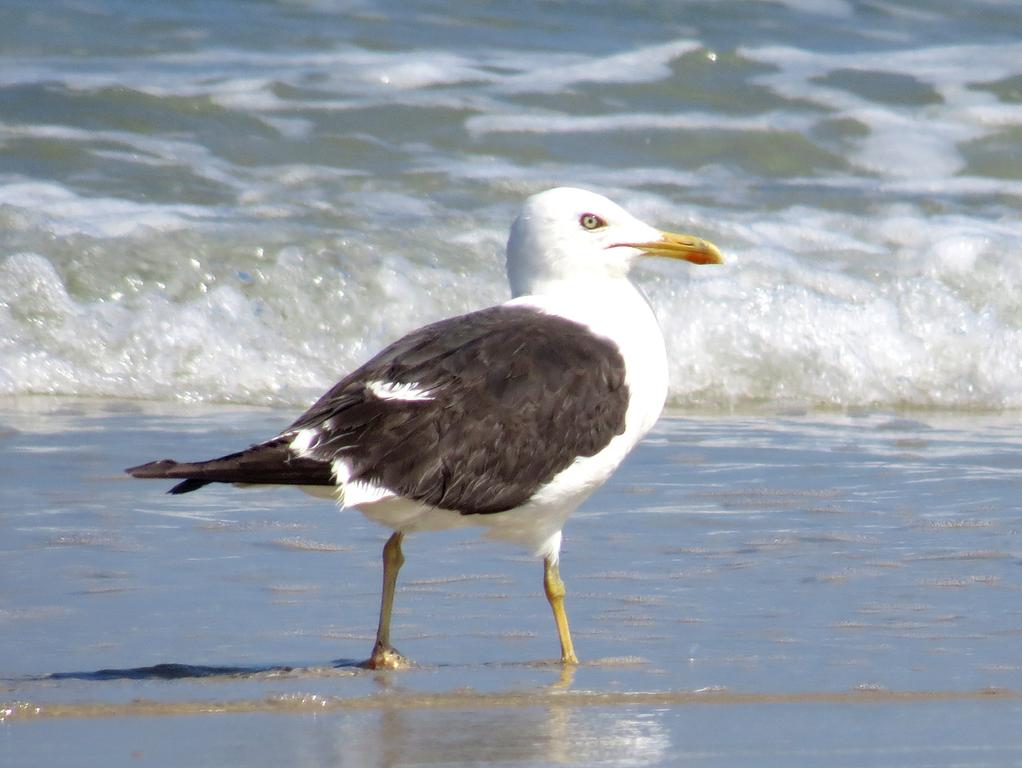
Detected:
[
  {"left": 34, "top": 657, "right": 583, "bottom": 682},
  {"left": 42, "top": 660, "right": 366, "bottom": 682}
]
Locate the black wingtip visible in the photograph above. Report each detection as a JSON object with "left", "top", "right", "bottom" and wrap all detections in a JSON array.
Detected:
[
  {"left": 125, "top": 459, "right": 179, "bottom": 478},
  {"left": 125, "top": 460, "right": 210, "bottom": 495},
  {"left": 168, "top": 478, "right": 210, "bottom": 495}
]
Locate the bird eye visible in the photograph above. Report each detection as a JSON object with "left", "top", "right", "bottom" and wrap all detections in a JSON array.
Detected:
[{"left": 579, "top": 213, "right": 606, "bottom": 230}]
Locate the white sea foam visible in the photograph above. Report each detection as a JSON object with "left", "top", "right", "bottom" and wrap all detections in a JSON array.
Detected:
[
  {"left": 0, "top": 122, "right": 245, "bottom": 189},
  {"left": 466, "top": 110, "right": 811, "bottom": 138},
  {"left": 772, "top": 0, "right": 853, "bottom": 16},
  {"left": 649, "top": 202, "right": 1022, "bottom": 410},
  {"left": 0, "top": 235, "right": 501, "bottom": 405},
  {"left": 493, "top": 40, "right": 702, "bottom": 94},
  {"left": 742, "top": 41, "right": 1022, "bottom": 183},
  {"left": 3, "top": 194, "right": 1020, "bottom": 411},
  {"left": 0, "top": 182, "right": 212, "bottom": 238}
]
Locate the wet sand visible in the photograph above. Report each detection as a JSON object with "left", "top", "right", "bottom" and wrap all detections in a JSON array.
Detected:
[{"left": 2, "top": 398, "right": 1021, "bottom": 766}]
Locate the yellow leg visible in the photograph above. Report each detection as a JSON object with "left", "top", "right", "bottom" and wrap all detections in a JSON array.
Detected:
[
  {"left": 544, "top": 556, "right": 579, "bottom": 665},
  {"left": 364, "top": 532, "right": 412, "bottom": 670}
]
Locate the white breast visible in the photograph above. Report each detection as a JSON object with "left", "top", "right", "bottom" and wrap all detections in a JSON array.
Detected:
[{"left": 492, "top": 280, "right": 669, "bottom": 559}]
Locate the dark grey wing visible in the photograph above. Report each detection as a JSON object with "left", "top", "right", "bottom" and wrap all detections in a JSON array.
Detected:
[
  {"left": 284, "top": 305, "right": 630, "bottom": 515},
  {"left": 126, "top": 438, "right": 334, "bottom": 494}
]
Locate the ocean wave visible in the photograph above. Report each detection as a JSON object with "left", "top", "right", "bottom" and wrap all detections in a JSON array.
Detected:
[
  {"left": 3, "top": 198, "right": 1019, "bottom": 411},
  {"left": 3, "top": 2, "right": 1021, "bottom": 411}
]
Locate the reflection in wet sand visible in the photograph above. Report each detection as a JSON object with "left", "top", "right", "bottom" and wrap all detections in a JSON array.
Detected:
[{"left": 321, "top": 700, "right": 668, "bottom": 767}]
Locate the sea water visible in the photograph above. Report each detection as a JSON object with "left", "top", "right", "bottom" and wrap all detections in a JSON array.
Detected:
[{"left": 2, "top": 0, "right": 1021, "bottom": 411}]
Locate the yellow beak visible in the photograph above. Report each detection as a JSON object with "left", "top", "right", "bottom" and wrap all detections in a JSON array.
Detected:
[{"left": 625, "top": 231, "right": 724, "bottom": 266}]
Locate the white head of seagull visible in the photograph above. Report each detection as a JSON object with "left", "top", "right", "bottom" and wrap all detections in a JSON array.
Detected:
[{"left": 507, "top": 187, "right": 722, "bottom": 298}]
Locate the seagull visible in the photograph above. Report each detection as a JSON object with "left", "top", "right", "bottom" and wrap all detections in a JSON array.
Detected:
[{"left": 127, "top": 187, "right": 723, "bottom": 669}]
